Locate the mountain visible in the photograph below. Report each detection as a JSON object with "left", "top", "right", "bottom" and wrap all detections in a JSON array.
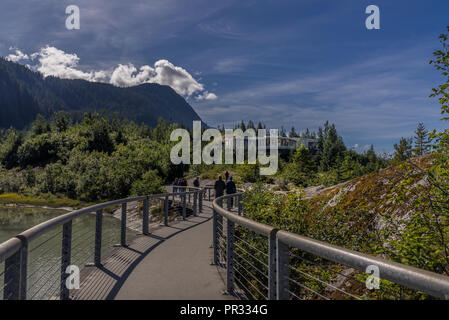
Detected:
[{"left": 0, "top": 58, "right": 203, "bottom": 129}]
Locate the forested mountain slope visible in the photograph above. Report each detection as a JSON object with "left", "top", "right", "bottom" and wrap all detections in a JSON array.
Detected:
[{"left": 0, "top": 58, "right": 203, "bottom": 129}]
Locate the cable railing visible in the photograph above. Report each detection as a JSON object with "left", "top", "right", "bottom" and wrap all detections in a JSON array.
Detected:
[
  {"left": 212, "top": 192, "right": 449, "bottom": 300},
  {"left": 0, "top": 186, "right": 205, "bottom": 300}
]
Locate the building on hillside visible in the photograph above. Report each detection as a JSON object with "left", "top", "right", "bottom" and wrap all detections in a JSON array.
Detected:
[{"left": 223, "top": 133, "right": 318, "bottom": 154}]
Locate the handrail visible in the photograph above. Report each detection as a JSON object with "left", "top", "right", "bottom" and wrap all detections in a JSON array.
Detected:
[
  {"left": 0, "top": 238, "right": 22, "bottom": 263},
  {"left": 212, "top": 192, "right": 449, "bottom": 300},
  {"left": 0, "top": 185, "right": 205, "bottom": 300},
  {"left": 213, "top": 192, "right": 273, "bottom": 236},
  {"left": 277, "top": 230, "right": 449, "bottom": 300},
  {"left": 19, "top": 189, "right": 201, "bottom": 242}
]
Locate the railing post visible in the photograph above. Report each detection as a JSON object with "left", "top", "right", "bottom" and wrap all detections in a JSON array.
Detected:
[
  {"left": 193, "top": 192, "right": 198, "bottom": 217},
  {"left": 4, "top": 242, "right": 27, "bottom": 300},
  {"left": 226, "top": 218, "right": 235, "bottom": 295},
  {"left": 188, "top": 190, "right": 191, "bottom": 203},
  {"left": 164, "top": 196, "right": 169, "bottom": 226},
  {"left": 268, "top": 229, "right": 277, "bottom": 300},
  {"left": 142, "top": 198, "right": 149, "bottom": 235},
  {"left": 276, "top": 239, "right": 290, "bottom": 300},
  {"left": 212, "top": 209, "right": 219, "bottom": 265},
  {"left": 216, "top": 199, "right": 223, "bottom": 265},
  {"left": 121, "top": 203, "right": 127, "bottom": 246},
  {"left": 199, "top": 191, "right": 203, "bottom": 213},
  {"left": 3, "top": 252, "right": 20, "bottom": 300},
  {"left": 238, "top": 194, "right": 243, "bottom": 216},
  {"left": 94, "top": 209, "right": 103, "bottom": 266},
  {"left": 60, "top": 221, "right": 72, "bottom": 300},
  {"left": 227, "top": 196, "right": 232, "bottom": 210},
  {"left": 182, "top": 194, "right": 186, "bottom": 220}
]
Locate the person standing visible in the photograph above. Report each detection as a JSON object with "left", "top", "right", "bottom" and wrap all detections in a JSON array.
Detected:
[
  {"left": 226, "top": 176, "right": 237, "bottom": 207},
  {"left": 181, "top": 178, "right": 187, "bottom": 191},
  {"left": 225, "top": 171, "right": 230, "bottom": 181},
  {"left": 173, "top": 178, "right": 179, "bottom": 193},
  {"left": 214, "top": 176, "right": 226, "bottom": 198},
  {"left": 193, "top": 177, "right": 200, "bottom": 188}
]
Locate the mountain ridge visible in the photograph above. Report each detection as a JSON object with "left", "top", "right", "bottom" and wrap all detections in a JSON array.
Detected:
[{"left": 0, "top": 58, "right": 203, "bottom": 129}]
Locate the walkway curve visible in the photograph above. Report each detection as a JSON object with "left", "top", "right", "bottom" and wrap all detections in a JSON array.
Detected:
[{"left": 114, "top": 202, "right": 233, "bottom": 300}]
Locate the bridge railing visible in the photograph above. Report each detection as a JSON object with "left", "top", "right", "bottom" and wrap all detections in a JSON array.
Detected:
[
  {"left": 213, "top": 192, "right": 449, "bottom": 300},
  {"left": 0, "top": 186, "right": 204, "bottom": 300}
]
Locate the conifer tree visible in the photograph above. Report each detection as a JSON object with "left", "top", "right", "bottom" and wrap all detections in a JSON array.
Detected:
[
  {"left": 413, "top": 122, "right": 431, "bottom": 156},
  {"left": 393, "top": 137, "right": 413, "bottom": 162}
]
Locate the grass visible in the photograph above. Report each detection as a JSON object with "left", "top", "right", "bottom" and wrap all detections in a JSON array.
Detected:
[{"left": 0, "top": 193, "right": 86, "bottom": 208}]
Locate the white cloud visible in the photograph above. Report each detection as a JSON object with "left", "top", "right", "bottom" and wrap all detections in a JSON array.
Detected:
[
  {"left": 7, "top": 46, "right": 216, "bottom": 99},
  {"left": 5, "top": 47, "right": 29, "bottom": 63},
  {"left": 109, "top": 60, "right": 215, "bottom": 99},
  {"left": 196, "top": 91, "right": 218, "bottom": 100},
  {"left": 109, "top": 64, "right": 155, "bottom": 87},
  {"left": 30, "top": 46, "right": 108, "bottom": 82}
]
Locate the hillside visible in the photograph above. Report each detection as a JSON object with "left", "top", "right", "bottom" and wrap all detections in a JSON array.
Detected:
[
  {"left": 306, "top": 155, "right": 433, "bottom": 237},
  {"left": 0, "top": 58, "right": 203, "bottom": 129}
]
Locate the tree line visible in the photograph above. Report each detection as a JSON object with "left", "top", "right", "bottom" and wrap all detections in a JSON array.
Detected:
[{"left": 0, "top": 112, "right": 187, "bottom": 201}]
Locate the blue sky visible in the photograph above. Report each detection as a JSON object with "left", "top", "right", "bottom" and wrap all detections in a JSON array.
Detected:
[{"left": 1, "top": 0, "right": 449, "bottom": 153}]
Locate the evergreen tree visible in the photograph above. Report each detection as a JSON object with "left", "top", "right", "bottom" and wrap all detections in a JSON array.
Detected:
[
  {"left": 320, "top": 123, "right": 346, "bottom": 171},
  {"left": 413, "top": 122, "right": 431, "bottom": 156},
  {"left": 289, "top": 127, "right": 299, "bottom": 138},
  {"left": 240, "top": 120, "right": 246, "bottom": 131},
  {"left": 0, "top": 129, "right": 22, "bottom": 169},
  {"left": 301, "top": 128, "right": 312, "bottom": 139},
  {"left": 31, "top": 114, "right": 51, "bottom": 136},
  {"left": 394, "top": 137, "right": 413, "bottom": 162},
  {"left": 280, "top": 126, "right": 287, "bottom": 137},
  {"left": 284, "top": 144, "right": 316, "bottom": 187}
]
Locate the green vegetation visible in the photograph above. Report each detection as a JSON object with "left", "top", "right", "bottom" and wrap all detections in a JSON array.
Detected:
[
  {"left": 0, "top": 112, "right": 185, "bottom": 202},
  {"left": 280, "top": 120, "right": 387, "bottom": 187},
  {"left": 0, "top": 193, "right": 84, "bottom": 208},
  {"left": 232, "top": 26, "right": 449, "bottom": 299}
]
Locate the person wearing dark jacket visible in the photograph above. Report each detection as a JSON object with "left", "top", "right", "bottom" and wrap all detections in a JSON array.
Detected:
[
  {"left": 173, "top": 178, "right": 179, "bottom": 193},
  {"left": 214, "top": 176, "right": 226, "bottom": 198},
  {"left": 180, "top": 178, "right": 187, "bottom": 192},
  {"left": 193, "top": 177, "right": 200, "bottom": 188},
  {"left": 225, "top": 177, "right": 237, "bottom": 207}
]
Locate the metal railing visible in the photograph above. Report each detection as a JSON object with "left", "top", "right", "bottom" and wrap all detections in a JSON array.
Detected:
[
  {"left": 0, "top": 186, "right": 204, "bottom": 300},
  {"left": 212, "top": 192, "right": 449, "bottom": 300}
]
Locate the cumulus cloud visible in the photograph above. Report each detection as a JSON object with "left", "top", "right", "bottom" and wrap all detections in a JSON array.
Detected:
[
  {"left": 6, "top": 46, "right": 216, "bottom": 100},
  {"left": 108, "top": 60, "right": 217, "bottom": 99},
  {"left": 30, "top": 46, "right": 108, "bottom": 82},
  {"left": 5, "top": 47, "right": 29, "bottom": 63},
  {"left": 109, "top": 64, "right": 155, "bottom": 87}
]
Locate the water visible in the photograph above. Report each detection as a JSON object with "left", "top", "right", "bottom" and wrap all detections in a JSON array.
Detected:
[
  {"left": 0, "top": 205, "right": 134, "bottom": 300},
  {"left": 0, "top": 206, "right": 68, "bottom": 243}
]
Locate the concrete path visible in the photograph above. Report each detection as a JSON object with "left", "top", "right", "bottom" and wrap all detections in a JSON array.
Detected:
[{"left": 114, "top": 202, "right": 233, "bottom": 300}]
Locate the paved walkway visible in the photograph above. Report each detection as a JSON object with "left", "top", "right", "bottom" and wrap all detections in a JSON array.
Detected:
[{"left": 73, "top": 200, "right": 233, "bottom": 300}]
